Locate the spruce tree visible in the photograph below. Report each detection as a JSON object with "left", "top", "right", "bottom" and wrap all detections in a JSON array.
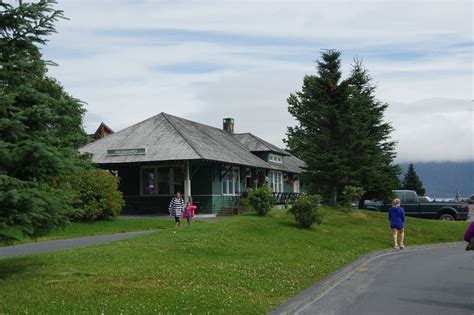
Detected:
[
  {"left": 0, "top": 0, "right": 89, "bottom": 243},
  {"left": 286, "top": 50, "right": 353, "bottom": 206},
  {"left": 286, "top": 51, "right": 400, "bottom": 206},
  {"left": 347, "top": 61, "right": 400, "bottom": 207},
  {"left": 401, "top": 163, "right": 426, "bottom": 196}
]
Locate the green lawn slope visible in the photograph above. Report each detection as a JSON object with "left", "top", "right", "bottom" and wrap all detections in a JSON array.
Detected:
[{"left": 0, "top": 208, "right": 468, "bottom": 314}]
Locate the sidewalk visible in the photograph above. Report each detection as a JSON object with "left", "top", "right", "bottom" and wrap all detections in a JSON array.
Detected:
[
  {"left": 0, "top": 230, "right": 155, "bottom": 259},
  {"left": 121, "top": 214, "right": 221, "bottom": 221}
]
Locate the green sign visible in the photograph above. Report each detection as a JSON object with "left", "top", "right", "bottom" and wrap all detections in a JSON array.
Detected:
[{"left": 107, "top": 148, "right": 146, "bottom": 156}]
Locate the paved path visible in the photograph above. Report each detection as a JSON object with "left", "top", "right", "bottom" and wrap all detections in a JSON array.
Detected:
[
  {"left": 276, "top": 244, "right": 474, "bottom": 315},
  {"left": 121, "top": 214, "right": 224, "bottom": 221},
  {"left": 0, "top": 230, "right": 155, "bottom": 259}
]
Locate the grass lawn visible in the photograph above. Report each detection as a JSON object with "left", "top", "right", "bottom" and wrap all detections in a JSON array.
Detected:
[
  {"left": 4, "top": 217, "right": 174, "bottom": 246},
  {"left": 0, "top": 208, "right": 468, "bottom": 314}
]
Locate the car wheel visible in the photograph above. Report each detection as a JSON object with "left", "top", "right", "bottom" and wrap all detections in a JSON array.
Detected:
[{"left": 439, "top": 213, "right": 455, "bottom": 221}]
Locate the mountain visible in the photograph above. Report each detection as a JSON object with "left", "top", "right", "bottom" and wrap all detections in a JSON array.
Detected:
[{"left": 399, "top": 162, "right": 474, "bottom": 198}]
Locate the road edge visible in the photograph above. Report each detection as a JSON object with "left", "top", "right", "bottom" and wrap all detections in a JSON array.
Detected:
[{"left": 269, "top": 241, "right": 465, "bottom": 315}]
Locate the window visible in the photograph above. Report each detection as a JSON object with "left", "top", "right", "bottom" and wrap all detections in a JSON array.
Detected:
[
  {"left": 269, "top": 153, "right": 283, "bottom": 164},
  {"left": 141, "top": 166, "right": 183, "bottom": 196},
  {"left": 173, "top": 167, "right": 184, "bottom": 194},
  {"left": 222, "top": 166, "right": 240, "bottom": 196},
  {"left": 405, "top": 191, "right": 417, "bottom": 203},
  {"left": 142, "top": 168, "right": 155, "bottom": 195},
  {"left": 156, "top": 167, "right": 170, "bottom": 195},
  {"left": 269, "top": 171, "right": 283, "bottom": 193},
  {"left": 293, "top": 179, "right": 300, "bottom": 193}
]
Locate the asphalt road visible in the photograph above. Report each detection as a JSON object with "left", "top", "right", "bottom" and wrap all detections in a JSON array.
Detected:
[
  {"left": 0, "top": 230, "right": 154, "bottom": 258},
  {"left": 297, "top": 244, "right": 474, "bottom": 315}
]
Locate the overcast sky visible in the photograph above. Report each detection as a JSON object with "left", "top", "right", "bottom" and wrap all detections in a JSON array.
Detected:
[{"left": 41, "top": 0, "right": 473, "bottom": 162}]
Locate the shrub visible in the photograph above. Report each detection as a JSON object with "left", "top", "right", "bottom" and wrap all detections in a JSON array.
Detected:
[
  {"left": 247, "top": 185, "right": 275, "bottom": 216},
  {"left": 341, "top": 185, "right": 365, "bottom": 208},
  {"left": 237, "top": 194, "right": 253, "bottom": 214},
  {"left": 289, "top": 193, "right": 324, "bottom": 228},
  {"left": 68, "top": 168, "right": 124, "bottom": 221}
]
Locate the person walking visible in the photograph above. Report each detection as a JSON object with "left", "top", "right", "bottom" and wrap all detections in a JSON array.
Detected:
[
  {"left": 183, "top": 202, "right": 197, "bottom": 226},
  {"left": 464, "top": 221, "right": 474, "bottom": 250},
  {"left": 389, "top": 198, "right": 406, "bottom": 249},
  {"left": 169, "top": 191, "right": 185, "bottom": 228}
]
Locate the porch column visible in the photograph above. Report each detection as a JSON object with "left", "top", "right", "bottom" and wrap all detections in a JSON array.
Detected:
[{"left": 184, "top": 160, "right": 192, "bottom": 202}]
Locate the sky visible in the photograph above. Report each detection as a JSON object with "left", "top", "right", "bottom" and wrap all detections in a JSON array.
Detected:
[{"left": 40, "top": 0, "right": 473, "bottom": 162}]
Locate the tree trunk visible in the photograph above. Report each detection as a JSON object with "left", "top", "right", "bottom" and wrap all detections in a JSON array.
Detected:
[
  {"left": 330, "top": 186, "right": 338, "bottom": 206},
  {"left": 358, "top": 198, "right": 365, "bottom": 209}
]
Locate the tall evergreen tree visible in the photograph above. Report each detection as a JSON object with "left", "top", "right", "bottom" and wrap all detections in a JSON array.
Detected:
[
  {"left": 0, "top": 0, "right": 89, "bottom": 243},
  {"left": 401, "top": 163, "right": 426, "bottom": 196},
  {"left": 285, "top": 51, "right": 400, "bottom": 206},
  {"left": 286, "top": 50, "right": 352, "bottom": 206},
  {"left": 347, "top": 61, "right": 400, "bottom": 207}
]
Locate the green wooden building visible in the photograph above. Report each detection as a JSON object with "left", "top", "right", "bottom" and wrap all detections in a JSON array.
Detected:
[{"left": 79, "top": 113, "right": 305, "bottom": 215}]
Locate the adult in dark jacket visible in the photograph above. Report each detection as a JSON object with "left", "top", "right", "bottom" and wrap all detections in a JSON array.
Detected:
[{"left": 389, "top": 198, "right": 406, "bottom": 249}]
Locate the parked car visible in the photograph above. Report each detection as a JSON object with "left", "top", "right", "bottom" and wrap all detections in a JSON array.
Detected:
[{"left": 364, "top": 190, "right": 469, "bottom": 221}]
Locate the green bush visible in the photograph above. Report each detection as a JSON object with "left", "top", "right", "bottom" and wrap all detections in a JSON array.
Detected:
[
  {"left": 237, "top": 194, "right": 253, "bottom": 214},
  {"left": 68, "top": 169, "right": 124, "bottom": 221},
  {"left": 289, "top": 193, "right": 324, "bottom": 228},
  {"left": 341, "top": 185, "right": 365, "bottom": 207},
  {"left": 247, "top": 185, "right": 275, "bottom": 216}
]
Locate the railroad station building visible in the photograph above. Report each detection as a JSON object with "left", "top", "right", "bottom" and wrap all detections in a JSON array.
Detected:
[{"left": 80, "top": 113, "right": 305, "bottom": 215}]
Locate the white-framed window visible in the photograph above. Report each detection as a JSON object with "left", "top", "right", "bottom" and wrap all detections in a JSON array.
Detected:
[
  {"left": 222, "top": 166, "right": 240, "bottom": 196},
  {"left": 269, "top": 153, "right": 283, "bottom": 164},
  {"left": 293, "top": 179, "right": 300, "bottom": 193},
  {"left": 141, "top": 166, "right": 183, "bottom": 196},
  {"left": 269, "top": 171, "right": 283, "bottom": 193}
]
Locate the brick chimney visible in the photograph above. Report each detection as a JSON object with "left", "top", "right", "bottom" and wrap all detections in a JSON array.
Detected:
[{"left": 223, "top": 118, "right": 234, "bottom": 134}]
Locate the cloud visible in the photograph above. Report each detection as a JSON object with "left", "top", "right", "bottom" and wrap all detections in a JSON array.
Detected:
[
  {"left": 53, "top": 1, "right": 471, "bottom": 46},
  {"left": 387, "top": 99, "right": 473, "bottom": 162},
  {"left": 33, "top": 0, "right": 473, "bottom": 162},
  {"left": 186, "top": 69, "right": 301, "bottom": 144}
]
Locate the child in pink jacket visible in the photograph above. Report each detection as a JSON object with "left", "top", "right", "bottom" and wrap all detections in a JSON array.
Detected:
[{"left": 183, "top": 202, "right": 197, "bottom": 226}]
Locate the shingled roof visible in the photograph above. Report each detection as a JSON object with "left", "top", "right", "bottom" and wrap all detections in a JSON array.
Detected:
[
  {"left": 233, "top": 133, "right": 289, "bottom": 156},
  {"left": 79, "top": 113, "right": 270, "bottom": 168},
  {"left": 269, "top": 153, "right": 306, "bottom": 174},
  {"left": 233, "top": 132, "right": 306, "bottom": 173}
]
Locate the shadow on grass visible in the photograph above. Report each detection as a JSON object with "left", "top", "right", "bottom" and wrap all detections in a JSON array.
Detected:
[
  {"left": 277, "top": 220, "right": 319, "bottom": 231},
  {"left": 0, "top": 256, "right": 44, "bottom": 279}
]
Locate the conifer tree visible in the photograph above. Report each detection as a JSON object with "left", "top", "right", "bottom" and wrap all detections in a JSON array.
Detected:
[
  {"left": 286, "top": 51, "right": 400, "bottom": 206},
  {"left": 347, "top": 61, "right": 400, "bottom": 207},
  {"left": 0, "top": 0, "right": 89, "bottom": 243},
  {"left": 401, "top": 163, "right": 426, "bottom": 196},
  {"left": 286, "top": 50, "right": 352, "bottom": 206}
]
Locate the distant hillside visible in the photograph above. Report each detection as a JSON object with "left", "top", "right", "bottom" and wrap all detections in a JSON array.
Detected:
[{"left": 399, "top": 162, "right": 474, "bottom": 198}]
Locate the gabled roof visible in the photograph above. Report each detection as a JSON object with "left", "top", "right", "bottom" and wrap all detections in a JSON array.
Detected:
[
  {"left": 233, "top": 133, "right": 289, "bottom": 156},
  {"left": 92, "top": 122, "right": 114, "bottom": 140},
  {"left": 233, "top": 133, "right": 306, "bottom": 173},
  {"left": 79, "top": 113, "right": 270, "bottom": 168}
]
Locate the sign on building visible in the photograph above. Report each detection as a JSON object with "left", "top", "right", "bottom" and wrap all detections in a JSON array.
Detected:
[{"left": 107, "top": 148, "right": 146, "bottom": 156}]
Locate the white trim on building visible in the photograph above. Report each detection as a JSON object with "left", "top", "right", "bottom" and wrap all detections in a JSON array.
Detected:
[
  {"left": 269, "top": 170, "right": 283, "bottom": 193},
  {"left": 222, "top": 166, "right": 241, "bottom": 196},
  {"left": 269, "top": 153, "right": 283, "bottom": 164}
]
